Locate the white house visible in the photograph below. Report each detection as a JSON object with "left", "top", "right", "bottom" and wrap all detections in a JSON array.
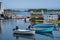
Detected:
[{"left": 43, "top": 14, "right": 58, "bottom": 23}]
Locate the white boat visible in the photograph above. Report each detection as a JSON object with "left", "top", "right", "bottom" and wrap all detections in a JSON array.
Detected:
[{"left": 13, "top": 29, "right": 35, "bottom": 35}]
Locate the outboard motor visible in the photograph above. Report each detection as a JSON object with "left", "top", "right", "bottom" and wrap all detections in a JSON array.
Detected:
[
  {"left": 13, "top": 26, "right": 19, "bottom": 31},
  {"left": 16, "top": 26, "right": 19, "bottom": 30},
  {"left": 1, "top": 14, "right": 4, "bottom": 17}
]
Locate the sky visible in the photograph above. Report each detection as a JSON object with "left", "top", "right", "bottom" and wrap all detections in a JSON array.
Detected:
[{"left": 0, "top": 0, "right": 60, "bottom": 9}]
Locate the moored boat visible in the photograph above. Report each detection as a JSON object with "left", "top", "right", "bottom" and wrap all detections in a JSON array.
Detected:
[
  {"left": 13, "top": 29, "right": 35, "bottom": 35},
  {"left": 32, "top": 23, "right": 55, "bottom": 33}
]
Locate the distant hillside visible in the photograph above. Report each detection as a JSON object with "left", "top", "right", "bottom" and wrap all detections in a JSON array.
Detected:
[{"left": 4, "top": 9, "right": 20, "bottom": 12}]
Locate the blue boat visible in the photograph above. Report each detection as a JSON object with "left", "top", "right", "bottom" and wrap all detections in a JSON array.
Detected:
[{"left": 32, "top": 23, "right": 55, "bottom": 33}]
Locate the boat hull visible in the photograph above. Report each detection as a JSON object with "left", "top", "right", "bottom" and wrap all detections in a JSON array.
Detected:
[
  {"left": 35, "top": 27, "right": 54, "bottom": 33},
  {"left": 32, "top": 23, "right": 55, "bottom": 33},
  {"left": 14, "top": 29, "right": 35, "bottom": 35}
]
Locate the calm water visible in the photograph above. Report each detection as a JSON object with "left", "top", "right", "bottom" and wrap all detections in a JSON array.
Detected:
[{"left": 0, "top": 12, "right": 60, "bottom": 40}]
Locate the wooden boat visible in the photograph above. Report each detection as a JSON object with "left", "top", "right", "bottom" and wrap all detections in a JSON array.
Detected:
[
  {"left": 32, "top": 23, "right": 55, "bottom": 33},
  {"left": 13, "top": 29, "right": 35, "bottom": 35}
]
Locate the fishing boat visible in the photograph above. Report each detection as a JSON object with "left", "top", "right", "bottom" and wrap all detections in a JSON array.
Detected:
[
  {"left": 13, "top": 29, "right": 35, "bottom": 35},
  {"left": 32, "top": 23, "right": 55, "bottom": 33}
]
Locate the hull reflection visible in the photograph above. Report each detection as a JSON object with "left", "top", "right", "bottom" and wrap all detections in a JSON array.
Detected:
[
  {"left": 13, "top": 33, "right": 35, "bottom": 40},
  {"left": 36, "top": 32, "right": 53, "bottom": 38},
  {"left": 0, "top": 20, "right": 2, "bottom": 33}
]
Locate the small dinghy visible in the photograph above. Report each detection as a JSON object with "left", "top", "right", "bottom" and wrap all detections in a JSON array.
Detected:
[{"left": 13, "top": 29, "right": 35, "bottom": 35}]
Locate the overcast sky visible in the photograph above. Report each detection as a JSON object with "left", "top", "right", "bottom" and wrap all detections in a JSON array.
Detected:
[{"left": 0, "top": 0, "right": 60, "bottom": 9}]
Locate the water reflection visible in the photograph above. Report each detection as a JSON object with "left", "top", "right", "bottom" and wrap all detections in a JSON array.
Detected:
[
  {"left": 0, "top": 20, "right": 2, "bottom": 33},
  {"left": 36, "top": 32, "right": 53, "bottom": 38},
  {"left": 0, "top": 25, "right": 1, "bottom": 33},
  {"left": 13, "top": 33, "right": 35, "bottom": 40}
]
